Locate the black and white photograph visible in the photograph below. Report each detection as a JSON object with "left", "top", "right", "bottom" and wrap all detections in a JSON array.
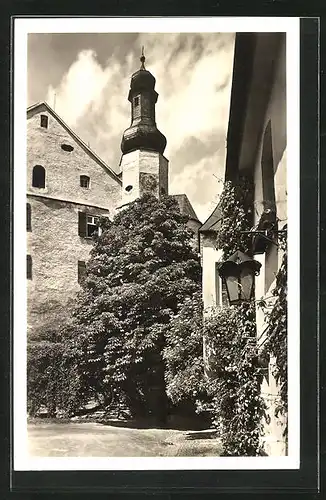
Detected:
[{"left": 13, "top": 17, "right": 300, "bottom": 470}]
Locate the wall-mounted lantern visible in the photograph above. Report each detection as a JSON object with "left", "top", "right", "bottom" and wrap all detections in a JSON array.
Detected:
[{"left": 217, "top": 250, "right": 262, "bottom": 305}]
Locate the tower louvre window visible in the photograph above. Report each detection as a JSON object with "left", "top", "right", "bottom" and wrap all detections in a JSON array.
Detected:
[
  {"left": 80, "top": 175, "right": 90, "bottom": 188},
  {"left": 78, "top": 261, "right": 87, "bottom": 284},
  {"left": 134, "top": 96, "right": 140, "bottom": 107},
  {"left": 26, "top": 203, "right": 31, "bottom": 231},
  {"left": 32, "top": 165, "right": 46, "bottom": 188},
  {"left": 27, "top": 255, "right": 32, "bottom": 280},
  {"left": 40, "top": 115, "right": 48, "bottom": 128}
]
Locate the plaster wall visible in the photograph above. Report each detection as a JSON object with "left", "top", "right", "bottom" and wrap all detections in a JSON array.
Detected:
[
  {"left": 251, "top": 37, "right": 287, "bottom": 455},
  {"left": 27, "top": 108, "right": 121, "bottom": 215},
  {"left": 27, "top": 196, "right": 110, "bottom": 339},
  {"left": 201, "top": 233, "right": 223, "bottom": 310},
  {"left": 252, "top": 36, "right": 287, "bottom": 229},
  {"left": 121, "top": 149, "right": 168, "bottom": 204}
]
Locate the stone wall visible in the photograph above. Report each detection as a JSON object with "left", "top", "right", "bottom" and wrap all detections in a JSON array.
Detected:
[
  {"left": 27, "top": 107, "right": 121, "bottom": 214},
  {"left": 27, "top": 107, "right": 121, "bottom": 338},
  {"left": 27, "top": 195, "right": 110, "bottom": 339}
]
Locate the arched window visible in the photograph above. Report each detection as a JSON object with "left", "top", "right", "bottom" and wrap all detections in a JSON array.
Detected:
[
  {"left": 80, "top": 175, "right": 90, "bottom": 189},
  {"left": 32, "top": 165, "right": 46, "bottom": 188},
  {"left": 261, "top": 121, "right": 276, "bottom": 210},
  {"left": 26, "top": 203, "right": 31, "bottom": 231}
]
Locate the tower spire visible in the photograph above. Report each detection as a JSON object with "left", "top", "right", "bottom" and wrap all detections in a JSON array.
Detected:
[
  {"left": 140, "top": 46, "right": 145, "bottom": 70},
  {"left": 120, "top": 51, "right": 166, "bottom": 156}
]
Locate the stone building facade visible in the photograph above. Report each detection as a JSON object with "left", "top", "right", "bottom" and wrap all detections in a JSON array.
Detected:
[
  {"left": 200, "top": 33, "right": 287, "bottom": 455},
  {"left": 27, "top": 55, "right": 200, "bottom": 339}
]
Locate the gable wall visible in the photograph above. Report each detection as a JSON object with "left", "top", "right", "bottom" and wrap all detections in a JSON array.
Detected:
[{"left": 27, "top": 108, "right": 121, "bottom": 215}]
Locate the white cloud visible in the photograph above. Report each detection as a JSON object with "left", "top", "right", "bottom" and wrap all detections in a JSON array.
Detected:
[
  {"left": 44, "top": 33, "right": 235, "bottom": 221},
  {"left": 46, "top": 49, "right": 111, "bottom": 126}
]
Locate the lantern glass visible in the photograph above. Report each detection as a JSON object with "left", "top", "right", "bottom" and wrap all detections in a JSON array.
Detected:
[
  {"left": 239, "top": 266, "right": 254, "bottom": 301},
  {"left": 225, "top": 273, "right": 240, "bottom": 304}
]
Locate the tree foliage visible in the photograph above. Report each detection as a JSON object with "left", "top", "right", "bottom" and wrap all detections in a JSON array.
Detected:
[
  {"left": 71, "top": 194, "right": 201, "bottom": 422},
  {"left": 204, "top": 303, "right": 266, "bottom": 456},
  {"left": 27, "top": 330, "right": 89, "bottom": 418},
  {"left": 163, "top": 292, "right": 208, "bottom": 411}
]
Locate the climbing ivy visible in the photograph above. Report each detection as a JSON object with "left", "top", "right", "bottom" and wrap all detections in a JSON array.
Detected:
[
  {"left": 206, "top": 175, "right": 267, "bottom": 455},
  {"left": 208, "top": 175, "right": 287, "bottom": 453},
  {"left": 204, "top": 303, "right": 266, "bottom": 456},
  {"left": 216, "top": 176, "right": 253, "bottom": 259},
  {"left": 260, "top": 234, "right": 288, "bottom": 436}
]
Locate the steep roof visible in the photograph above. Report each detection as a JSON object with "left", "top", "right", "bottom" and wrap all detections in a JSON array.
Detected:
[
  {"left": 27, "top": 102, "right": 122, "bottom": 185},
  {"left": 171, "top": 194, "right": 201, "bottom": 223},
  {"left": 199, "top": 203, "right": 223, "bottom": 233}
]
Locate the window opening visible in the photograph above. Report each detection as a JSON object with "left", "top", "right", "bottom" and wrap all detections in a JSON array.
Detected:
[
  {"left": 32, "top": 165, "right": 46, "bottom": 188},
  {"left": 80, "top": 175, "right": 90, "bottom": 188},
  {"left": 261, "top": 121, "right": 276, "bottom": 211},
  {"left": 78, "top": 212, "right": 101, "bottom": 238},
  {"left": 134, "top": 96, "right": 140, "bottom": 106},
  {"left": 87, "top": 215, "right": 99, "bottom": 237},
  {"left": 61, "top": 144, "right": 74, "bottom": 152},
  {"left": 26, "top": 203, "right": 31, "bottom": 231},
  {"left": 40, "top": 115, "right": 48, "bottom": 128},
  {"left": 27, "top": 255, "right": 32, "bottom": 280}
]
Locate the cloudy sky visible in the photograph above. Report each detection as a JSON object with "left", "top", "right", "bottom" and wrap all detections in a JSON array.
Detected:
[{"left": 27, "top": 32, "right": 235, "bottom": 222}]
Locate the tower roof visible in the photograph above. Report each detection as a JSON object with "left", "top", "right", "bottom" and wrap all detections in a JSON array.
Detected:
[
  {"left": 121, "top": 49, "right": 167, "bottom": 156},
  {"left": 130, "top": 47, "right": 156, "bottom": 93}
]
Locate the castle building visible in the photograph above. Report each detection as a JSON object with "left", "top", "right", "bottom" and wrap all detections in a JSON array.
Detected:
[
  {"left": 200, "top": 33, "right": 287, "bottom": 455},
  {"left": 27, "top": 53, "right": 200, "bottom": 339}
]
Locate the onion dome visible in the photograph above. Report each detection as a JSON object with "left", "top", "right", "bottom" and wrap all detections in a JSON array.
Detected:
[{"left": 121, "top": 48, "right": 167, "bottom": 155}]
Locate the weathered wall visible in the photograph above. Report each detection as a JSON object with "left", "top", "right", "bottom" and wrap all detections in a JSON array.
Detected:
[
  {"left": 27, "top": 107, "right": 121, "bottom": 338},
  {"left": 27, "top": 196, "right": 110, "bottom": 339},
  {"left": 27, "top": 107, "right": 121, "bottom": 214},
  {"left": 120, "top": 149, "right": 168, "bottom": 205}
]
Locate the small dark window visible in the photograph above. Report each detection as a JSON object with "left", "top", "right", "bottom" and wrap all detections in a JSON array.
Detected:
[
  {"left": 27, "top": 255, "right": 32, "bottom": 280},
  {"left": 78, "top": 261, "right": 87, "bottom": 284},
  {"left": 80, "top": 175, "right": 90, "bottom": 188},
  {"left": 134, "top": 96, "right": 140, "bottom": 107},
  {"left": 61, "top": 144, "right": 74, "bottom": 152},
  {"left": 26, "top": 203, "right": 31, "bottom": 231},
  {"left": 40, "top": 115, "right": 48, "bottom": 128},
  {"left": 32, "top": 165, "right": 45, "bottom": 188},
  {"left": 125, "top": 185, "right": 133, "bottom": 192}
]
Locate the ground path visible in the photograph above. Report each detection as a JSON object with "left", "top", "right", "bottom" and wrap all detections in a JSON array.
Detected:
[{"left": 28, "top": 422, "right": 222, "bottom": 457}]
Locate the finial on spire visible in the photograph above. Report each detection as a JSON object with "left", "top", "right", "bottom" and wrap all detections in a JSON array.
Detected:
[{"left": 140, "top": 46, "right": 146, "bottom": 69}]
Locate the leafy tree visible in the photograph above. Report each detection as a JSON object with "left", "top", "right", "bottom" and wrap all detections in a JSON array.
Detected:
[
  {"left": 163, "top": 292, "right": 209, "bottom": 416},
  {"left": 72, "top": 194, "right": 201, "bottom": 423}
]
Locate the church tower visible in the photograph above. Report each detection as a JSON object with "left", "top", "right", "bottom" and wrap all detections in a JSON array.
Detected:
[{"left": 120, "top": 49, "right": 168, "bottom": 205}]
